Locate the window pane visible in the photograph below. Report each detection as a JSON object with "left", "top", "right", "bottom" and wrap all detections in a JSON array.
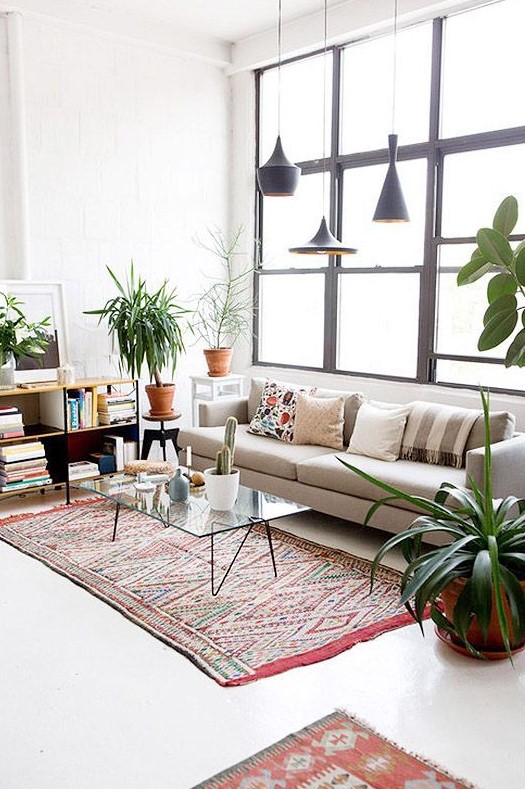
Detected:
[
  {"left": 341, "top": 160, "right": 426, "bottom": 267},
  {"left": 340, "top": 22, "right": 432, "bottom": 154},
  {"left": 258, "top": 274, "right": 324, "bottom": 367},
  {"left": 441, "top": 146, "right": 525, "bottom": 238},
  {"left": 436, "top": 359, "right": 525, "bottom": 390},
  {"left": 441, "top": 1, "right": 525, "bottom": 137},
  {"left": 435, "top": 244, "right": 491, "bottom": 358},
  {"left": 262, "top": 172, "right": 329, "bottom": 269},
  {"left": 259, "top": 53, "right": 332, "bottom": 165},
  {"left": 338, "top": 273, "right": 419, "bottom": 377}
]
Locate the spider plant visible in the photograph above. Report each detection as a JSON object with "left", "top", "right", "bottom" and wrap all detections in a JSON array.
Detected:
[{"left": 338, "top": 388, "right": 525, "bottom": 658}]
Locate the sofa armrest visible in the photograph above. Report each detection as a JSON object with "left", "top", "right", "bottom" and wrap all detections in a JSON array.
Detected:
[
  {"left": 198, "top": 397, "right": 249, "bottom": 427},
  {"left": 465, "top": 434, "right": 525, "bottom": 499}
]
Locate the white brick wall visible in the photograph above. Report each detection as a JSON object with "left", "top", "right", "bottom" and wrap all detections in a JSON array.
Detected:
[{"left": 7, "top": 15, "right": 231, "bottom": 427}]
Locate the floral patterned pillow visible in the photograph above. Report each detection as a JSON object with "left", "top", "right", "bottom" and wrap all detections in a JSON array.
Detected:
[{"left": 248, "top": 379, "right": 316, "bottom": 442}]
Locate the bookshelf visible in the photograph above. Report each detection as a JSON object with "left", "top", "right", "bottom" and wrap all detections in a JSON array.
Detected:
[{"left": 0, "top": 377, "right": 139, "bottom": 503}]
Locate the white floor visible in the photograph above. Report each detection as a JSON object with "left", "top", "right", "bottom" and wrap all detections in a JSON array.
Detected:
[{"left": 1, "top": 491, "right": 524, "bottom": 789}]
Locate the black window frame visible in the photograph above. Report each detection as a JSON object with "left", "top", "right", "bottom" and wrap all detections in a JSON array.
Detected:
[{"left": 253, "top": 14, "right": 525, "bottom": 394}]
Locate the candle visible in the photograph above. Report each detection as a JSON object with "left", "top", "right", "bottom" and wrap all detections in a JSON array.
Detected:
[{"left": 186, "top": 446, "right": 192, "bottom": 467}]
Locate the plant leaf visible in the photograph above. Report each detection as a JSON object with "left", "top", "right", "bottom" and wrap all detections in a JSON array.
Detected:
[
  {"left": 477, "top": 228, "right": 514, "bottom": 268},
  {"left": 478, "top": 307, "right": 518, "bottom": 351},
  {"left": 505, "top": 328, "right": 525, "bottom": 367},
  {"left": 482, "top": 293, "right": 517, "bottom": 327},
  {"left": 471, "top": 550, "right": 493, "bottom": 639},
  {"left": 492, "top": 195, "right": 518, "bottom": 237},
  {"left": 487, "top": 273, "right": 517, "bottom": 303},
  {"left": 515, "top": 245, "right": 525, "bottom": 286},
  {"left": 456, "top": 250, "right": 493, "bottom": 286}
]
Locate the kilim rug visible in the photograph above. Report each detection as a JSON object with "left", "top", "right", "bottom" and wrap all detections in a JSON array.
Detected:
[
  {"left": 0, "top": 500, "right": 420, "bottom": 686},
  {"left": 193, "top": 710, "right": 477, "bottom": 788}
]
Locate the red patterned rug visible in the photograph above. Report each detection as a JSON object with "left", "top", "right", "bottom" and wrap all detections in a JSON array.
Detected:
[
  {"left": 0, "top": 500, "right": 418, "bottom": 686},
  {"left": 193, "top": 710, "right": 476, "bottom": 788}
]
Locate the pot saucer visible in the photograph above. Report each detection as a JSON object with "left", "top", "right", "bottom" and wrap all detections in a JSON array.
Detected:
[
  {"left": 435, "top": 625, "right": 524, "bottom": 660},
  {"left": 143, "top": 410, "right": 181, "bottom": 421}
]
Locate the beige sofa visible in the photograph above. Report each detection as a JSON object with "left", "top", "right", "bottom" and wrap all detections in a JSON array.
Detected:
[{"left": 178, "top": 381, "right": 525, "bottom": 540}]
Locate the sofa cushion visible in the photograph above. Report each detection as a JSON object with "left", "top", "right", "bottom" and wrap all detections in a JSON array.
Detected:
[
  {"left": 292, "top": 393, "right": 345, "bottom": 449},
  {"left": 348, "top": 402, "right": 409, "bottom": 462},
  {"left": 296, "top": 453, "right": 467, "bottom": 514},
  {"left": 465, "top": 410, "right": 516, "bottom": 451},
  {"left": 178, "top": 424, "right": 335, "bottom": 480},
  {"left": 248, "top": 379, "right": 316, "bottom": 442},
  {"left": 314, "top": 389, "right": 367, "bottom": 444}
]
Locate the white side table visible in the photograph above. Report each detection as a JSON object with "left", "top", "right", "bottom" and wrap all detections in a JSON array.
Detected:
[{"left": 190, "top": 374, "right": 245, "bottom": 426}]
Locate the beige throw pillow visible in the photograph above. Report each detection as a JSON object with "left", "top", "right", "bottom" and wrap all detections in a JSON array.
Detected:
[
  {"left": 347, "top": 402, "right": 409, "bottom": 462},
  {"left": 292, "top": 393, "right": 345, "bottom": 449}
]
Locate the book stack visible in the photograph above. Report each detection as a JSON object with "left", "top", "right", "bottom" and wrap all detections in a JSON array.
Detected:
[
  {"left": 67, "top": 388, "right": 94, "bottom": 430},
  {"left": 0, "top": 406, "right": 25, "bottom": 439},
  {"left": 68, "top": 460, "right": 100, "bottom": 481},
  {"left": 0, "top": 440, "right": 51, "bottom": 492},
  {"left": 97, "top": 392, "right": 136, "bottom": 426}
]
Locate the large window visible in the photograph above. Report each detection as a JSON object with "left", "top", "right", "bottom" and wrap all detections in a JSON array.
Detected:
[{"left": 255, "top": 0, "right": 525, "bottom": 392}]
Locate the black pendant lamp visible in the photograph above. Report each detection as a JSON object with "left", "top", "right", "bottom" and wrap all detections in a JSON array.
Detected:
[
  {"left": 257, "top": 0, "right": 300, "bottom": 197},
  {"left": 289, "top": 0, "right": 357, "bottom": 255},
  {"left": 373, "top": 0, "right": 409, "bottom": 222}
]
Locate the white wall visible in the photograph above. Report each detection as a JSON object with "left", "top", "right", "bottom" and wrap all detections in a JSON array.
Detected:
[{"left": 0, "top": 12, "right": 231, "bottom": 428}]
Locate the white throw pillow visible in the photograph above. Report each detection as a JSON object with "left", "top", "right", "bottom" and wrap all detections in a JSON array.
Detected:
[{"left": 347, "top": 402, "right": 410, "bottom": 462}]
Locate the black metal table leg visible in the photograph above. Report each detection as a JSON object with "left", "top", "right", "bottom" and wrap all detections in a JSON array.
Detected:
[
  {"left": 264, "top": 520, "right": 277, "bottom": 578},
  {"left": 209, "top": 519, "right": 278, "bottom": 595},
  {"left": 210, "top": 523, "right": 255, "bottom": 596},
  {"left": 112, "top": 501, "right": 121, "bottom": 542}
]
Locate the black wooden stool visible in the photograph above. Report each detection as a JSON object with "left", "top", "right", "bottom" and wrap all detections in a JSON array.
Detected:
[{"left": 141, "top": 411, "right": 181, "bottom": 461}]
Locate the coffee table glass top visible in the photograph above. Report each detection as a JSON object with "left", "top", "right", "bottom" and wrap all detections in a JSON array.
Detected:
[{"left": 73, "top": 474, "right": 309, "bottom": 537}]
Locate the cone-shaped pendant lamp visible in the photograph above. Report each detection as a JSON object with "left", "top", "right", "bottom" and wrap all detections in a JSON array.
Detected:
[
  {"left": 373, "top": 0, "right": 409, "bottom": 222},
  {"left": 257, "top": 0, "right": 300, "bottom": 197},
  {"left": 289, "top": 0, "right": 357, "bottom": 255},
  {"left": 289, "top": 216, "right": 357, "bottom": 254},
  {"left": 373, "top": 133, "right": 409, "bottom": 222}
]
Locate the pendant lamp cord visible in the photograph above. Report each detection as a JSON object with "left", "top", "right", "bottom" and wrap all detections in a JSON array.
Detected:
[
  {"left": 391, "top": 0, "right": 398, "bottom": 132},
  {"left": 277, "top": 0, "right": 282, "bottom": 134},
  {"left": 322, "top": 0, "right": 327, "bottom": 215}
]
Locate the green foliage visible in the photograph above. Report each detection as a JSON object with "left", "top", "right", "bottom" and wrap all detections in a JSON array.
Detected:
[
  {"left": 215, "top": 416, "right": 237, "bottom": 475},
  {"left": 0, "top": 292, "right": 51, "bottom": 364},
  {"left": 338, "top": 388, "right": 525, "bottom": 658},
  {"left": 457, "top": 195, "right": 525, "bottom": 366},
  {"left": 193, "top": 227, "right": 255, "bottom": 349},
  {"left": 85, "top": 263, "right": 190, "bottom": 386}
]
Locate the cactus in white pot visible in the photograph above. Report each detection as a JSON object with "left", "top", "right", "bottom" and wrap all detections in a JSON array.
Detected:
[{"left": 205, "top": 416, "right": 239, "bottom": 510}]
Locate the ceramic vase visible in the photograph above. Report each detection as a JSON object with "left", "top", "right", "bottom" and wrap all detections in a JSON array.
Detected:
[
  {"left": 169, "top": 467, "right": 189, "bottom": 502},
  {"left": 0, "top": 352, "right": 16, "bottom": 390}
]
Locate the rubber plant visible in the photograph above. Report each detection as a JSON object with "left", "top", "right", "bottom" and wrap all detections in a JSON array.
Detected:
[
  {"left": 338, "top": 388, "right": 525, "bottom": 659},
  {"left": 456, "top": 194, "right": 525, "bottom": 366}
]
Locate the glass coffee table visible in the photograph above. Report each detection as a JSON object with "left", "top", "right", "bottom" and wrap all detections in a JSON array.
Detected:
[{"left": 73, "top": 474, "right": 309, "bottom": 595}]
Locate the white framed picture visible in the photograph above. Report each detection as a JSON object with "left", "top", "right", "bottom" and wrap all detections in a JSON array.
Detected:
[{"left": 0, "top": 280, "right": 69, "bottom": 383}]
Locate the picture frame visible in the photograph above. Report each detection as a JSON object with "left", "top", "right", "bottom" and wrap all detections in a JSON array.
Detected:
[{"left": 0, "top": 280, "right": 69, "bottom": 383}]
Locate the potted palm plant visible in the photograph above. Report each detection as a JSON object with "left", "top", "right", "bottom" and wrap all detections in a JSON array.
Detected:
[
  {"left": 193, "top": 226, "right": 254, "bottom": 377},
  {"left": 338, "top": 388, "right": 525, "bottom": 659},
  {"left": 86, "top": 264, "right": 190, "bottom": 417}
]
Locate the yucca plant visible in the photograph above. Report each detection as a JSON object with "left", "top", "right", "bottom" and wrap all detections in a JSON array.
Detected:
[
  {"left": 338, "top": 388, "right": 525, "bottom": 658},
  {"left": 86, "top": 264, "right": 190, "bottom": 387}
]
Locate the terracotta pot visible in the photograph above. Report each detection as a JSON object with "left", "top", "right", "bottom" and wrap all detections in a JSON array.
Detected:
[
  {"left": 145, "top": 383, "right": 176, "bottom": 418},
  {"left": 203, "top": 348, "right": 233, "bottom": 378},
  {"left": 441, "top": 577, "right": 525, "bottom": 654}
]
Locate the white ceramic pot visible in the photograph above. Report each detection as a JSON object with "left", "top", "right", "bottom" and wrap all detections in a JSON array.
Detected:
[{"left": 204, "top": 468, "right": 240, "bottom": 510}]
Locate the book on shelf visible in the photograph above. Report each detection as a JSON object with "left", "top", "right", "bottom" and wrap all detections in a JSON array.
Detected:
[
  {"left": 0, "top": 467, "right": 49, "bottom": 484},
  {"left": 0, "top": 412, "right": 23, "bottom": 425},
  {"left": 124, "top": 440, "right": 138, "bottom": 463},
  {"left": 98, "top": 392, "right": 135, "bottom": 406},
  {"left": 0, "top": 429, "right": 25, "bottom": 439},
  {"left": 98, "top": 411, "right": 136, "bottom": 425},
  {"left": 68, "top": 460, "right": 100, "bottom": 480},
  {"left": 0, "top": 406, "right": 20, "bottom": 415},
  {"left": 0, "top": 441, "right": 46, "bottom": 463},
  {"left": 0, "top": 457, "right": 48, "bottom": 473},
  {"left": 0, "top": 476, "right": 52, "bottom": 491},
  {"left": 102, "top": 434, "right": 125, "bottom": 471}
]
